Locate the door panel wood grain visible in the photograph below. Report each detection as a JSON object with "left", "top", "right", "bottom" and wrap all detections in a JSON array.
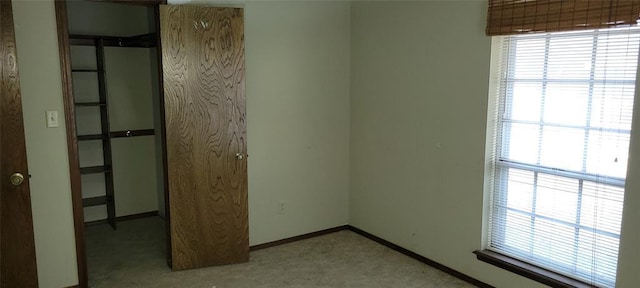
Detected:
[
  {"left": 160, "top": 5, "right": 248, "bottom": 270},
  {"left": 0, "top": 0, "right": 38, "bottom": 286}
]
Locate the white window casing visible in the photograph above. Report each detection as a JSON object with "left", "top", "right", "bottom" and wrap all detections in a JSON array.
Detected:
[{"left": 485, "top": 27, "right": 640, "bottom": 287}]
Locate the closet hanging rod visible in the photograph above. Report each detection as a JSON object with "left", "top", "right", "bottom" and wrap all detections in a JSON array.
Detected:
[
  {"left": 110, "top": 129, "right": 155, "bottom": 138},
  {"left": 77, "top": 129, "right": 155, "bottom": 141},
  {"left": 79, "top": 165, "right": 112, "bottom": 175},
  {"left": 74, "top": 102, "right": 106, "bottom": 107},
  {"left": 77, "top": 134, "right": 107, "bottom": 141},
  {"left": 72, "top": 69, "right": 101, "bottom": 72},
  {"left": 69, "top": 33, "right": 157, "bottom": 48}
]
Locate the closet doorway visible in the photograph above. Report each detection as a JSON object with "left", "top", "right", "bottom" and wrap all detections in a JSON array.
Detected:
[{"left": 55, "top": 1, "right": 248, "bottom": 286}]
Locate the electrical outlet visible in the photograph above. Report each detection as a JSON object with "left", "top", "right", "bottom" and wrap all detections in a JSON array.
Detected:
[{"left": 278, "top": 201, "right": 285, "bottom": 214}]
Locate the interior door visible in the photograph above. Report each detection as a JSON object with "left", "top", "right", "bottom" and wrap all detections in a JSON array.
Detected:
[
  {"left": 0, "top": 0, "right": 39, "bottom": 286},
  {"left": 159, "top": 5, "right": 248, "bottom": 270}
]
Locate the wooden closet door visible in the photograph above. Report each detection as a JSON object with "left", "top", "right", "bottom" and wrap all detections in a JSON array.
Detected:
[
  {"left": 0, "top": 0, "right": 38, "bottom": 285},
  {"left": 159, "top": 5, "right": 248, "bottom": 270}
]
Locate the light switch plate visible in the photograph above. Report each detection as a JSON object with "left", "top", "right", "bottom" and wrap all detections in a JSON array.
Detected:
[{"left": 46, "top": 110, "right": 59, "bottom": 128}]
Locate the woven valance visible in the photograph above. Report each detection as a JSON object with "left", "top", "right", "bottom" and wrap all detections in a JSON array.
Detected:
[{"left": 486, "top": 0, "right": 640, "bottom": 36}]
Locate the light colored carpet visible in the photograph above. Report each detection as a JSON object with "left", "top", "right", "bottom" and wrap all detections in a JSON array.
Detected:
[{"left": 85, "top": 217, "right": 476, "bottom": 287}]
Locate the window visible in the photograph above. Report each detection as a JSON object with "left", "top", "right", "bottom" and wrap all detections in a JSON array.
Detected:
[{"left": 486, "top": 28, "right": 640, "bottom": 287}]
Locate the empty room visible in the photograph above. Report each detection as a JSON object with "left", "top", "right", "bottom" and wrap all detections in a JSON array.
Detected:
[{"left": 2, "top": 0, "right": 640, "bottom": 287}]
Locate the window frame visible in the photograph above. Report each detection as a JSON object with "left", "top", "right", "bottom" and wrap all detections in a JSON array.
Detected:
[{"left": 477, "top": 28, "right": 640, "bottom": 288}]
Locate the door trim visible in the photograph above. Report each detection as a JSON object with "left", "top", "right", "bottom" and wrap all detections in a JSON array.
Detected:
[
  {"left": 152, "top": 4, "right": 172, "bottom": 268},
  {"left": 54, "top": 1, "right": 87, "bottom": 286},
  {"left": 54, "top": 1, "right": 167, "bottom": 286}
]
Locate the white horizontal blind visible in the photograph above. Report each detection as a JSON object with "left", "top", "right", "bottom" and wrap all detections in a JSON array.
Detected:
[{"left": 488, "top": 28, "right": 640, "bottom": 287}]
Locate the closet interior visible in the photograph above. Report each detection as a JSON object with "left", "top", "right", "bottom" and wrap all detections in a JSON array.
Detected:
[{"left": 66, "top": 1, "right": 166, "bottom": 231}]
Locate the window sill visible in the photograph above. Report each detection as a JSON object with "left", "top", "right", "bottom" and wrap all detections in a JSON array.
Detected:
[{"left": 473, "top": 250, "right": 598, "bottom": 288}]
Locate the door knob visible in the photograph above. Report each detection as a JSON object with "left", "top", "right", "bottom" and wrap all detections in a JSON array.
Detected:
[
  {"left": 235, "top": 153, "right": 244, "bottom": 160},
  {"left": 10, "top": 173, "right": 24, "bottom": 186}
]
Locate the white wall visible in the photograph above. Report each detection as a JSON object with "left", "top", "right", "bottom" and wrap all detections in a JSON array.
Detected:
[
  {"left": 13, "top": 1, "right": 78, "bottom": 287},
  {"left": 349, "top": 2, "right": 542, "bottom": 287},
  {"left": 349, "top": 2, "right": 640, "bottom": 288},
  {"left": 106, "top": 47, "right": 160, "bottom": 218},
  {"left": 242, "top": 1, "right": 351, "bottom": 245}
]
